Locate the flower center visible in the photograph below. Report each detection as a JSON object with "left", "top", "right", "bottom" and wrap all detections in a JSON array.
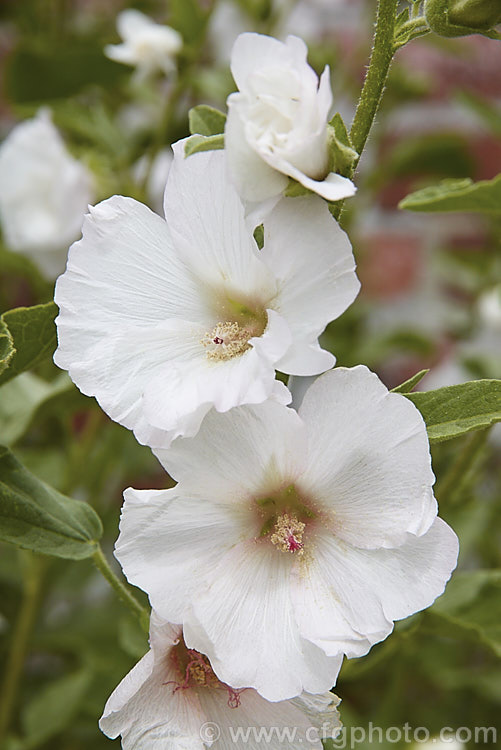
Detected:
[
  {"left": 270, "top": 512, "right": 305, "bottom": 555},
  {"left": 166, "top": 640, "right": 244, "bottom": 708},
  {"left": 255, "top": 484, "right": 315, "bottom": 555},
  {"left": 201, "top": 321, "right": 254, "bottom": 361}
]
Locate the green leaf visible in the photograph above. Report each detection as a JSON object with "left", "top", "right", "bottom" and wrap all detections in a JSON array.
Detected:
[
  {"left": 0, "top": 372, "right": 73, "bottom": 446},
  {"left": 284, "top": 179, "right": 311, "bottom": 198},
  {"left": 391, "top": 369, "right": 430, "bottom": 393},
  {"left": 0, "top": 302, "right": 58, "bottom": 386},
  {"left": 184, "top": 133, "right": 224, "bottom": 157},
  {"left": 404, "top": 379, "right": 501, "bottom": 442},
  {"left": 430, "top": 570, "right": 501, "bottom": 657},
  {"left": 0, "top": 319, "right": 15, "bottom": 377},
  {"left": 0, "top": 446, "right": 102, "bottom": 559},
  {"left": 399, "top": 173, "right": 501, "bottom": 214},
  {"left": 21, "top": 670, "right": 92, "bottom": 747},
  {"left": 188, "top": 104, "right": 226, "bottom": 136},
  {"left": 327, "top": 113, "right": 358, "bottom": 176}
]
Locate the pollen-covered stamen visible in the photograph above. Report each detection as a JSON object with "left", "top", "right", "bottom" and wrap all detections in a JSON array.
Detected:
[
  {"left": 201, "top": 321, "right": 254, "bottom": 361},
  {"left": 166, "top": 644, "right": 244, "bottom": 708},
  {"left": 270, "top": 513, "right": 305, "bottom": 555}
]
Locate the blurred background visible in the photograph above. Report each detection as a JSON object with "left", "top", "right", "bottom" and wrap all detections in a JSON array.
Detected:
[{"left": 0, "top": 1, "right": 500, "bottom": 748}]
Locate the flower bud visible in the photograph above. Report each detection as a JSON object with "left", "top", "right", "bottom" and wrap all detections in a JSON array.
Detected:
[{"left": 424, "top": 0, "right": 501, "bottom": 37}]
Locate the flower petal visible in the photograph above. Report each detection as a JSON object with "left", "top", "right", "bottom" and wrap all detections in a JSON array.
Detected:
[
  {"left": 165, "top": 142, "right": 277, "bottom": 299},
  {"left": 154, "top": 399, "right": 306, "bottom": 495},
  {"left": 225, "top": 104, "right": 288, "bottom": 202},
  {"left": 299, "top": 367, "right": 438, "bottom": 548},
  {"left": 291, "top": 518, "right": 458, "bottom": 659},
  {"left": 230, "top": 33, "right": 311, "bottom": 92},
  {"left": 262, "top": 195, "right": 360, "bottom": 374},
  {"left": 115, "top": 489, "right": 254, "bottom": 623},
  {"left": 184, "top": 541, "right": 343, "bottom": 701}
]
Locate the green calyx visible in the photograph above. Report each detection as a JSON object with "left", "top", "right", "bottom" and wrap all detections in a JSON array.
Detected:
[{"left": 424, "top": 0, "right": 501, "bottom": 37}]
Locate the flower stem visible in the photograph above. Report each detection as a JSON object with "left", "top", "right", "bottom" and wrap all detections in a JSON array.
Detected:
[
  {"left": 92, "top": 545, "right": 149, "bottom": 630},
  {"left": 0, "top": 552, "right": 46, "bottom": 744},
  {"left": 435, "top": 428, "right": 491, "bottom": 505},
  {"left": 331, "top": 0, "right": 399, "bottom": 220}
]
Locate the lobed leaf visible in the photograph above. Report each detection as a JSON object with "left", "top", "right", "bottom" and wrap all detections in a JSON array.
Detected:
[
  {"left": 0, "top": 302, "right": 58, "bottom": 386},
  {"left": 399, "top": 174, "right": 501, "bottom": 214},
  {"left": 188, "top": 104, "right": 226, "bottom": 137},
  {"left": 0, "top": 446, "right": 103, "bottom": 559},
  {"left": 404, "top": 379, "right": 501, "bottom": 442}
]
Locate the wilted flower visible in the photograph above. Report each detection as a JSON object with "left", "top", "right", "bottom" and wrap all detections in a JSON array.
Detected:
[
  {"left": 225, "top": 33, "right": 356, "bottom": 203},
  {"left": 105, "top": 9, "right": 183, "bottom": 79},
  {"left": 54, "top": 146, "right": 359, "bottom": 449},
  {"left": 115, "top": 366, "right": 459, "bottom": 701},
  {"left": 100, "top": 613, "right": 341, "bottom": 749},
  {"left": 0, "top": 110, "right": 93, "bottom": 280}
]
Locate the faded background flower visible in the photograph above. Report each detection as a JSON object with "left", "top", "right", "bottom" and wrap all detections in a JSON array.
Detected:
[{"left": 0, "top": 1, "right": 500, "bottom": 749}]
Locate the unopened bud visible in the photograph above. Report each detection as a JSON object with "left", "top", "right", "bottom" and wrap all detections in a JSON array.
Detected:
[{"left": 424, "top": 0, "right": 501, "bottom": 37}]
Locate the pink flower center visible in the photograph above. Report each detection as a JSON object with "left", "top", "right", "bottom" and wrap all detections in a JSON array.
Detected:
[{"left": 166, "top": 641, "right": 244, "bottom": 708}]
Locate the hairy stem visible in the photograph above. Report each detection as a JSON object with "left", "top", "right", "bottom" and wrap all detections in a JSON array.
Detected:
[
  {"left": 331, "top": 0, "right": 399, "bottom": 220},
  {"left": 93, "top": 546, "right": 149, "bottom": 630}
]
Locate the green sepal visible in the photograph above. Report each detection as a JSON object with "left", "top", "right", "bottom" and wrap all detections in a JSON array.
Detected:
[
  {"left": 284, "top": 179, "right": 311, "bottom": 198},
  {"left": 188, "top": 104, "right": 226, "bottom": 137},
  {"left": 327, "top": 113, "right": 359, "bottom": 177},
  {"left": 184, "top": 133, "right": 225, "bottom": 157}
]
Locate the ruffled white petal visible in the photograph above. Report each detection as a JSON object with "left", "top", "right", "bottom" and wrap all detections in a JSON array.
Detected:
[
  {"left": 291, "top": 518, "right": 458, "bottom": 659},
  {"left": 154, "top": 399, "right": 307, "bottom": 496},
  {"left": 262, "top": 195, "right": 360, "bottom": 375},
  {"left": 166, "top": 142, "right": 277, "bottom": 299},
  {"left": 225, "top": 104, "right": 288, "bottom": 202},
  {"left": 298, "top": 367, "right": 438, "bottom": 549},
  {"left": 230, "top": 33, "right": 312, "bottom": 92},
  {"left": 184, "top": 541, "right": 342, "bottom": 701},
  {"left": 115, "top": 489, "right": 254, "bottom": 623}
]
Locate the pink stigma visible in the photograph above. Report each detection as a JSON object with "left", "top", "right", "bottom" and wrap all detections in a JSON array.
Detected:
[{"left": 287, "top": 533, "right": 304, "bottom": 553}]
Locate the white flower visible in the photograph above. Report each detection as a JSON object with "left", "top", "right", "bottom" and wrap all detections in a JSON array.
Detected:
[
  {"left": 0, "top": 110, "right": 93, "bottom": 280},
  {"left": 105, "top": 9, "right": 182, "bottom": 79},
  {"left": 54, "top": 146, "right": 359, "bottom": 449},
  {"left": 225, "top": 33, "right": 356, "bottom": 203},
  {"left": 100, "top": 613, "right": 341, "bottom": 750},
  {"left": 115, "top": 366, "right": 459, "bottom": 702}
]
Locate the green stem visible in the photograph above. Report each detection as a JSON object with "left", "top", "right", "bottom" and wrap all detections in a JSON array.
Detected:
[
  {"left": 0, "top": 552, "right": 45, "bottom": 743},
  {"left": 331, "top": 0, "right": 399, "bottom": 220},
  {"left": 435, "top": 428, "right": 491, "bottom": 505},
  {"left": 92, "top": 546, "right": 149, "bottom": 629}
]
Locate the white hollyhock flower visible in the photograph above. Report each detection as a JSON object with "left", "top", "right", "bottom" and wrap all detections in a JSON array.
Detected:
[
  {"left": 225, "top": 33, "right": 356, "bottom": 203},
  {"left": 105, "top": 9, "right": 182, "bottom": 79},
  {"left": 54, "top": 146, "right": 359, "bottom": 449},
  {"left": 100, "top": 613, "right": 341, "bottom": 749},
  {"left": 115, "top": 366, "right": 459, "bottom": 702},
  {"left": 0, "top": 110, "right": 93, "bottom": 280}
]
